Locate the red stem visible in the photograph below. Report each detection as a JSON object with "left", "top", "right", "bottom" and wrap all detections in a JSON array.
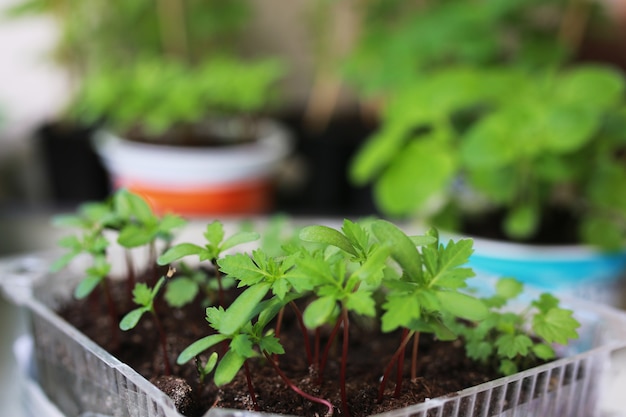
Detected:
[
  {"left": 211, "top": 260, "right": 225, "bottom": 307},
  {"left": 243, "top": 361, "right": 260, "bottom": 411},
  {"left": 377, "top": 330, "right": 413, "bottom": 403},
  {"left": 289, "top": 301, "right": 313, "bottom": 366},
  {"left": 318, "top": 314, "right": 344, "bottom": 385},
  {"left": 263, "top": 352, "right": 334, "bottom": 416},
  {"left": 411, "top": 332, "right": 421, "bottom": 381},
  {"left": 340, "top": 307, "right": 351, "bottom": 417},
  {"left": 125, "top": 250, "right": 136, "bottom": 303},
  {"left": 394, "top": 329, "right": 409, "bottom": 398}
]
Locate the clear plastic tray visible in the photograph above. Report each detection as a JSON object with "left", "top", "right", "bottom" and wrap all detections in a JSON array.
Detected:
[{"left": 3, "top": 252, "right": 626, "bottom": 417}]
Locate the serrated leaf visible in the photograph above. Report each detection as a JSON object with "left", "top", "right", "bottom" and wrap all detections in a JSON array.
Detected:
[
  {"left": 217, "top": 253, "right": 266, "bottom": 286},
  {"left": 533, "top": 308, "right": 580, "bottom": 345},
  {"left": 499, "top": 359, "right": 518, "bottom": 376},
  {"left": 177, "top": 334, "right": 228, "bottom": 365},
  {"left": 204, "top": 221, "right": 225, "bottom": 247},
  {"left": 381, "top": 294, "right": 421, "bottom": 332},
  {"left": 259, "top": 335, "right": 285, "bottom": 355},
  {"left": 132, "top": 283, "right": 153, "bottom": 306},
  {"left": 346, "top": 291, "right": 376, "bottom": 317},
  {"left": 466, "top": 340, "right": 493, "bottom": 361},
  {"left": 230, "top": 334, "right": 256, "bottom": 358},
  {"left": 532, "top": 293, "right": 560, "bottom": 313},
  {"left": 495, "top": 334, "right": 533, "bottom": 358},
  {"left": 350, "top": 244, "right": 390, "bottom": 286},
  {"left": 118, "top": 224, "right": 155, "bottom": 248}
]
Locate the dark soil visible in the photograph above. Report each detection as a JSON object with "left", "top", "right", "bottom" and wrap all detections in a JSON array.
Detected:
[{"left": 58, "top": 270, "right": 519, "bottom": 417}]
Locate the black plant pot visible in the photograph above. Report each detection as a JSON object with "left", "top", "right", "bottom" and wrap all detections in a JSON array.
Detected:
[
  {"left": 35, "top": 121, "right": 111, "bottom": 204},
  {"left": 275, "top": 111, "right": 381, "bottom": 218}
]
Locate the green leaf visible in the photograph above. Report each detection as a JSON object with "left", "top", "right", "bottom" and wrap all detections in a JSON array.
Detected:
[
  {"left": 496, "top": 278, "right": 524, "bottom": 300},
  {"left": 350, "top": 244, "right": 390, "bottom": 286},
  {"left": 221, "top": 231, "right": 260, "bottom": 251},
  {"left": 74, "top": 275, "right": 102, "bottom": 299},
  {"left": 164, "top": 277, "right": 199, "bottom": 308},
  {"left": 504, "top": 205, "right": 538, "bottom": 240},
  {"left": 259, "top": 335, "right": 285, "bottom": 355},
  {"left": 303, "top": 296, "right": 337, "bottom": 329},
  {"left": 556, "top": 65, "right": 625, "bottom": 110},
  {"left": 132, "top": 283, "right": 153, "bottom": 307},
  {"left": 218, "top": 253, "right": 266, "bottom": 286},
  {"left": 409, "top": 236, "right": 438, "bottom": 247},
  {"left": 230, "top": 334, "right": 256, "bottom": 358},
  {"left": 532, "top": 343, "right": 556, "bottom": 360},
  {"left": 346, "top": 291, "right": 376, "bottom": 317},
  {"left": 436, "top": 291, "right": 488, "bottom": 321},
  {"left": 381, "top": 294, "right": 421, "bottom": 332},
  {"left": 299, "top": 225, "right": 358, "bottom": 256},
  {"left": 371, "top": 220, "right": 423, "bottom": 283},
  {"left": 531, "top": 293, "right": 560, "bottom": 314},
  {"left": 177, "top": 334, "right": 228, "bottom": 365},
  {"left": 374, "top": 137, "right": 456, "bottom": 216},
  {"left": 50, "top": 251, "right": 79, "bottom": 273},
  {"left": 204, "top": 221, "right": 225, "bottom": 247},
  {"left": 495, "top": 334, "right": 533, "bottom": 358},
  {"left": 499, "top": 359, "right": 518, "bottom": 376},
  {"left": 465, "top": 340, "right": 493, "bottom": 361},
  {"left": 214, "top": 350, "right": 246, "bottom": 387},
  {"left": 533, "top": 308, "right": 580, "bottom": 345},
  {"left": 219, "top": 283, "right": 271, "bottom": 335},
  {"left": 157, "top": 243, "right": 205, "bottom": 265},
  {"left": 119, "top": 308, "right": 147, "bottom": 331},
  {"left": 118, "top": 225, "right": 156, "bottom": 248}
]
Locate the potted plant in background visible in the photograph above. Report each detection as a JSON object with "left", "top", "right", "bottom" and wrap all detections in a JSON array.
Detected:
[
  {"left": 3, "top": 189, "right": 626, "bottom": 417},
  {"left": 5, "top": 0, "right": 292, "bottom": 216},
  {"left": 346, "top": 0, "right": 626, "bottom": 305}
]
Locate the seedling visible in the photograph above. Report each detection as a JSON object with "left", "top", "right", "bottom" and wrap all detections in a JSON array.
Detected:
[
  {"left": 120, "top": 266, "right": 176, "bottom": 375},
  {"left": 157, "top": 220, "right": 259, "bottom": 306},
  {"left": 452, "top": 277, "right": 581, "bottom": 375}
]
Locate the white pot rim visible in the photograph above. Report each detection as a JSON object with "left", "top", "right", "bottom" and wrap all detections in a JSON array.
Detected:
[
  {"left": 93, "top": 119, "right": 293, "bottom": 186},
  {"left": 440, "top": 229, "right": 626, "bottom": 260}
]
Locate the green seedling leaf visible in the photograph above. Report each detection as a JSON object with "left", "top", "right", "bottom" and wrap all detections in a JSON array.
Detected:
[
  {"left": 436, "top": 291, "right": 488, "bottom": 321},
  {"left": 118, "top": 224, "right": 157, "bottom": 247},
  {"left": 303, "top": 295, "right": 336, "bottom": 329},
  {"left": 158, "top": 243, "right": 205, "bottom": 265},
  {"left": 132, "top": 283, "right": 153, "bottom": 306},
  {"left": 299, "top": 225, "right": 358, "bottom": 256},
  {"left": 221, "top": 231, "right": 260, "bottom": 251},
  {"left": 217, "top": 253, "right": 266, "bottom": 287},
  {"left": 371, "top": 219, "right": 422, "bottom": 282},
  {"left": 495, "top": 334, "right": 533, "bottom": 358},
  {"left": 164, "top": 277, "right": 199, "bottom": 308},
  {"left": 202, "top": 352, "right": 219, "bottom": 377},
  {"left": 533, "top": 308, "right": 580, "bottom": 345},
  {"left": 74, "top": 275, "right": 101, "bottom": 299},
  {"left": 532, "top": 293, "right": 560, "bottom": 314},
  {"left": 346, "top": 290, "right": 376, "bottom": 317},
  {"left": 204, "top": 221, "right": 225, "bottom": 247},
  {"left": 496, "top": 277, "right": 524, "bottom": 299},
  {"left": 119, "top": 308, "right": 147, "bottom": 331},
  {"left": 230, "top": 334, "right": 256, "bottom": 358},
  {"left": 214, "top": 349, "right": 247, "bottom": 386},
  {"left": 218, "top": 282, "right": 271, "bottom": 335},
  {"left": 177, "top": 334, "right": 229, "bottom": 365},
  {"left": 532, "top": 343, "right": 556, "bottom": 360},
  {"left": 410, "top": 235, "right": 438, "bottom": 246}
]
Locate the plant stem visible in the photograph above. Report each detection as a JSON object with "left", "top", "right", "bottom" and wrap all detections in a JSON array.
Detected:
[
  {"left": 289, "top": 301, "right": 314, "bottom": 366},
  {"left": 394, "top": 329, "right": 409, "bottom": 398},
  {"left": 211, "top": 260, "right": 225, "bottom": 307},
  {"left": 340, "top": 307, "right": 351, "bottom": 417},
  {"left": 411, "top": 332, "right": 421, "bottom": 381},
  {"left": 263, "top": 352, "right": 334, "bottom": 416},
  {"left": 243, "top": 361, "right": 260, "bottom": 411},
  {"left": 377, "top": 330, "right": 414, "bottom": 403},
  {"left": 124, "top": 250, "right": 136, "bottom": 303},
  {"left": 318, "top": 313, "right": 344, "bottom": 385}
]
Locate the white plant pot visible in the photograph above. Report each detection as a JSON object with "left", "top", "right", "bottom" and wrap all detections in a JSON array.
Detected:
[{"left": 93, "top": 119, "right": 293, "bottom": 217}]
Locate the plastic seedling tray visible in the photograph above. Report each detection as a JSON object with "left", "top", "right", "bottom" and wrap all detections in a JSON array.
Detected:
[{"left": 3, "top": 252, "right": 626, "bottom": 417}]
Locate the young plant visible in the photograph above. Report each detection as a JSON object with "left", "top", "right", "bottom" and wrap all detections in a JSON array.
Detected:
[
  {"left": 157, "top": 220, "right": 259, "bottom": 306},
  {"left": 120, "top": 267, "right": 176, "bottom": 375},
  {"left": 452, "top": 277, "right": 581, "bottom": 375}
]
